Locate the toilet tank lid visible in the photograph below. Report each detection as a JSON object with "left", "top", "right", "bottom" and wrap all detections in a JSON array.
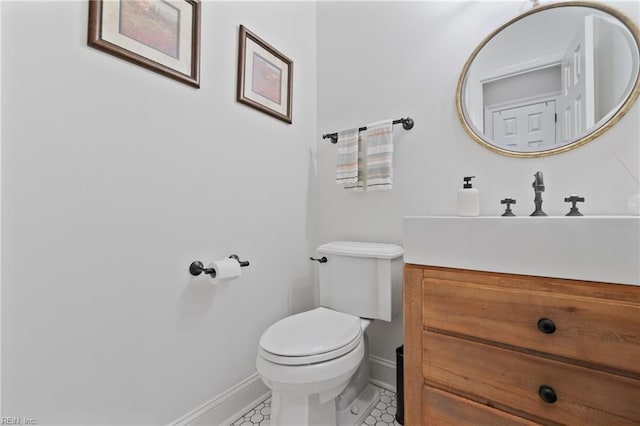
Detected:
[{"left": 317, "top": 241, "right": 404, "bottom": 259}]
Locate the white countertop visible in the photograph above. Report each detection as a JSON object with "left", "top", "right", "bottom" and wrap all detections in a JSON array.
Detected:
[{"left": 403, "top": 216, "right": 640, "bottom": 286}]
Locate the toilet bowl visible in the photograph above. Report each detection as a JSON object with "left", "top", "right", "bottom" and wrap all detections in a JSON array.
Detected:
[
  {"left": 256, "top": 241, "right": 404, "bottom": 426},
  {"left": 256, "top": 307, "right": 373, "bottom": 426}
]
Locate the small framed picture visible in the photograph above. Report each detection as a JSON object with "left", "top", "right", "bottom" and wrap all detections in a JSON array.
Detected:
[
  {"left": 88, "top": 0, "right": 201, "bottom": 88},
  {"left": 237, "top": 25, "right": 293, "bottom": 123}
]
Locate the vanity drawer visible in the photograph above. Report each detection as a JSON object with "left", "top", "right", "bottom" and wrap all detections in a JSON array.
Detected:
[
  {"left": 422, "top": 277, "right": 640, "bottom": 373},
  {"left": 423, "top": 331, "right": 640, "bottom": 425},
  {"left": 423, "top": 385, "right": 540, "bottom": 425}
]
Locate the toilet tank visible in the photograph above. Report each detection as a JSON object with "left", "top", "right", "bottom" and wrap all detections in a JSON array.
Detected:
[{"left": 316, "top": 241, "right": 404, "bottom": 321}]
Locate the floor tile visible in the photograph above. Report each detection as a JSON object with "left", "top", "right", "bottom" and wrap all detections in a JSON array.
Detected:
[{"left": 228, "top": 384, "right": 401, "bottom": 426}]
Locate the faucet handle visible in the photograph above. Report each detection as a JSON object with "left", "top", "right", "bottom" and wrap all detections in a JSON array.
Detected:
[
  {"left": 501, "top": 198, "right": 516, "bottom": 216},
  {"left": 564, "top": 195, "right": 585, "bottom": 216}
]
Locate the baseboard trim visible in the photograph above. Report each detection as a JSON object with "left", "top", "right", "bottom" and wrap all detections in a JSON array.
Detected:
[
  {"left": 369, "top": 355, "right": 397, "bottom": 392},
  {"left": 170, "top": 373, "right": 270, "bottom": 426},
  {"left": 172, "top": 356, "right": 396, "bottom": 425}
]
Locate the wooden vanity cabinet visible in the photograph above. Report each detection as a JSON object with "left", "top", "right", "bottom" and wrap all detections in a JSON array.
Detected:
[{"left": 403, "top": 265, "right": 640, "bottom": 425}]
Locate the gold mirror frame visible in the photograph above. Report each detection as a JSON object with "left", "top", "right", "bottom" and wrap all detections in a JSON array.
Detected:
[{"left": 456, "top": 1, "right": 640, "bottom": 158}]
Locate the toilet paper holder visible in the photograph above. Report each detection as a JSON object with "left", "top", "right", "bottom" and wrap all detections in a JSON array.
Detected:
[{"left": 189, "top": 255, "right": 250, "bottom": 277}]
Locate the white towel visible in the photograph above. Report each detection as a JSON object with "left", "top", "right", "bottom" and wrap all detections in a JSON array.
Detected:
[
  {"left": 335, "top": 128, "right": 360, "bottom": 187},
  {"left": 363, "top": 120, "right": 394, "bottom": 191}
]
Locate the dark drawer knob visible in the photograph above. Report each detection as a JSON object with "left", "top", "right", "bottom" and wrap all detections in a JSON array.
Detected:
[
  {"left": 537, "top": 318, "right": 556, "bottom": 334},
  {"left": 538, "top": 385, "right": 557, "bottom": 404}
]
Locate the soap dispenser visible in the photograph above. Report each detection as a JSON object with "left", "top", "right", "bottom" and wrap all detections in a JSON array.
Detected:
[{"left": 457, "top": 176, "right": 479, "bottom": 217}]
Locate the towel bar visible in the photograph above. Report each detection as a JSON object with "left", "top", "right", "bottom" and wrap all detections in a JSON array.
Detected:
[{"left": 322, "top": 117, "right": 414, "bottom": 144}]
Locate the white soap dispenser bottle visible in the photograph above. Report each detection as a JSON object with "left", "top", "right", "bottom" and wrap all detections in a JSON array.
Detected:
[{"left": 457, "top": 176, "right": 479, "bottom": 216}]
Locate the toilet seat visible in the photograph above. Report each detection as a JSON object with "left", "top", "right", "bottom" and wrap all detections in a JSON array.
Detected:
[{"left": 259, "top": 307, "right": 363, "bottom": 366}]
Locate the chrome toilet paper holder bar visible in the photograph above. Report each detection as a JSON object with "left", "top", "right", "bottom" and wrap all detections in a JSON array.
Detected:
[{"left": 189, "top": 255, "right": 250, "bottom": 277}]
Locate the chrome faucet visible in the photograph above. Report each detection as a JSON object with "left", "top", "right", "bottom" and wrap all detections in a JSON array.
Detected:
[{"left": 530, "top": 171, "right": 547, "bottom": 216}]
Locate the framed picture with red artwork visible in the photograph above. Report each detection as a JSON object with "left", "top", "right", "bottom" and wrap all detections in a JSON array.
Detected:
[
  {"left": 237, "top": 25, "right": 293, "bottom": 123},
  {"left": 88, "top": 0, "right": 200, "bottom": 88}
]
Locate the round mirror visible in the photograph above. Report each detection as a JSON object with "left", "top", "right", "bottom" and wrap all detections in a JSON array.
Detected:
[{"left": 456, "top": 2, "right": 640, "bottom": 157}]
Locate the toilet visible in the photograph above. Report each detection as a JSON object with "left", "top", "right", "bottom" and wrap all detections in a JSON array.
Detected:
[{"left": 256, "top": 241, "right": 403, "bottom": 426}]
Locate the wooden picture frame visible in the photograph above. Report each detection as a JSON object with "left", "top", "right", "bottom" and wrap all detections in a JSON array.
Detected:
[
  {"left": 88, "top": 0, "right": 201, "bottom": 88},
  {"left": 237, "top": 25, "right": 293, "bottom": 123}
]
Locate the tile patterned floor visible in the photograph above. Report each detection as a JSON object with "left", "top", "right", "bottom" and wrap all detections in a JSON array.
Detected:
[
  {"left": 230, "top": 397, "right": 271, "bottom": 426},
  {"left": 229, "top": 384, "right": 401, "bottom": 426}
]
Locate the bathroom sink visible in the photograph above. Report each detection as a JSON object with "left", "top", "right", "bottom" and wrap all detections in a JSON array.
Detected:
[{"left": 402, "top": 216, "right": 640, "bottom": 286}]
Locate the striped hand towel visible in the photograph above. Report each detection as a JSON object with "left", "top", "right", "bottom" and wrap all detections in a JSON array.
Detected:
[
  {"left": 364, "top": 120, "right": 394, "bottom": 191},
  {"left": 344, "top": 132, "right": 365, "bottom": 192},
  {"left": 335, "top": 127, "right": 360, "bottom": 187}
]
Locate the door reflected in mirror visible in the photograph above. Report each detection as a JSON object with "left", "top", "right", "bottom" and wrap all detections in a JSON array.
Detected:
[{"left": 457, "top": 2, "right": 640, "bottom": 157}]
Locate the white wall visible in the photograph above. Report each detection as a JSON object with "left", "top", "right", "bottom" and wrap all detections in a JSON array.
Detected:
[
  {"left": 595, "top": 14, "right": 636, "bottom": 122},
  {"left": 482, "top": 65, "right": 561, "bottom": 106},
  {"left": 315, "top": 1, "right": 640, "bottom": 363},
  {"left": 3, "top": 0, "right": 639, "bottom": 422},
  {"left": 0, "top": 0, "right": 3, "bottom": 416},
  {"left": 1, "top": 1, "right": 316, "bottom": 424}
]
